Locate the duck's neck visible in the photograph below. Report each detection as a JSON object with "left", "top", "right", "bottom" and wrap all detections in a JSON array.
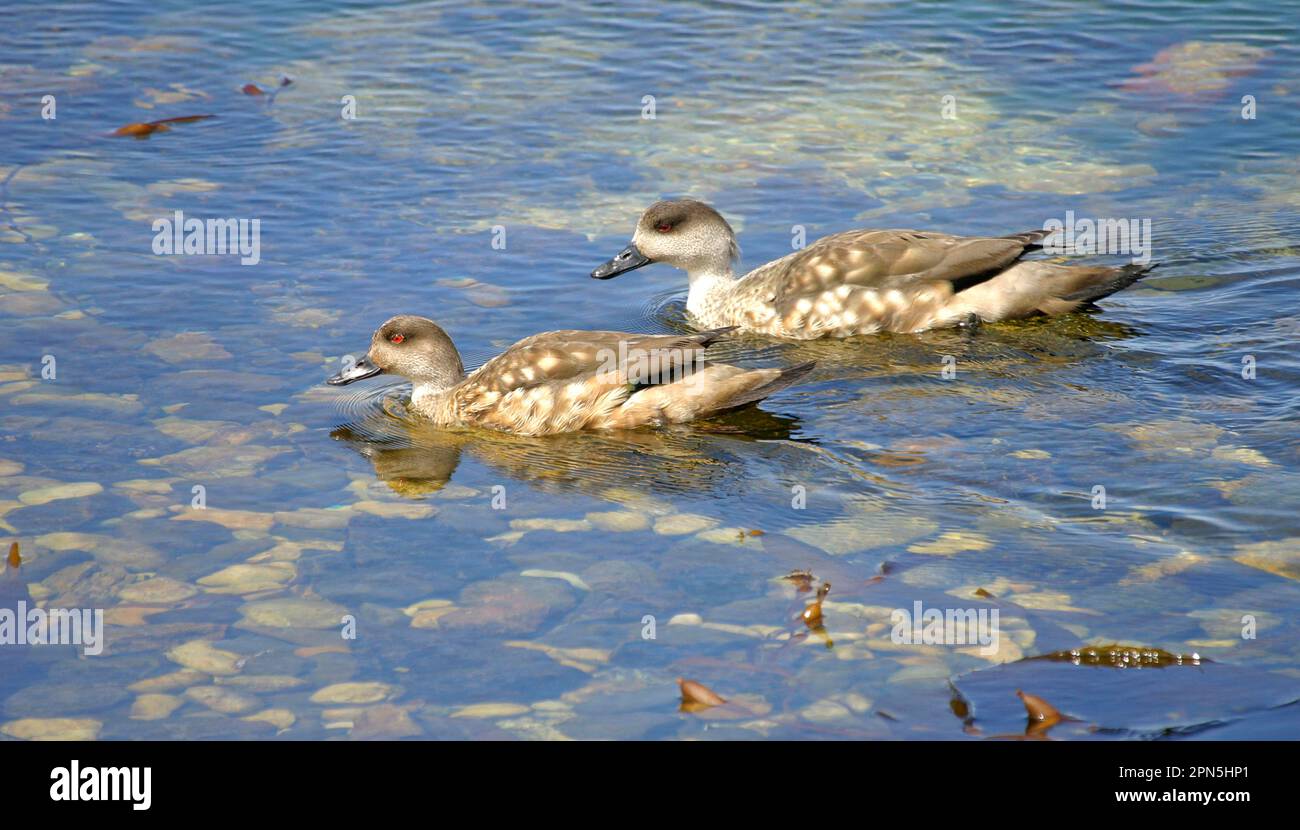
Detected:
[
  {"left": 409, "top": 375, "right": 463, "bottom": 423},
  {"left": 685, "top": 265, "right": 736, "bottom": 322}
]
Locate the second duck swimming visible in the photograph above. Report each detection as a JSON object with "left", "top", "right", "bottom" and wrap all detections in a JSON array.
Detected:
[{"left": 592, "top": 199, "right": 1154, "bottom": 339}]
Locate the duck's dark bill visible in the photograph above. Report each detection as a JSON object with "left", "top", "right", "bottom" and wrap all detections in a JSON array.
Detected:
[
  {"left": 327, "top": 355, "right": 383, "bottom": 385},
  {"left": 591, "top": 243, "right": 652, "bottom": 279}
]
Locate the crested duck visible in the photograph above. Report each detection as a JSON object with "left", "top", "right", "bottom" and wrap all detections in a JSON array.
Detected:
[
  {"left": 327, "top": 315, "right": 812, "bottom": 436},
  {"left": 591, "top": 199, "right": 1154, "bottom": 339}
]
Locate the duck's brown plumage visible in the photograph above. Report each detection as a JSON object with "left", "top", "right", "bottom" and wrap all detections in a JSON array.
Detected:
[
  {"left": 593, "top": 200, "right": 1155, "bottom": 339},
  {"left": 328, "top": 317, "right": 811, "bottom": 436}
]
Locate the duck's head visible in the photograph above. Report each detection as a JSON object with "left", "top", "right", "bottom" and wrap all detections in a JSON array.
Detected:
[
  {"left": 591, "top": 199, "right": 739, "bottom": 280},
  {"left": 328, "top": 315, "right": 465, "bottom": 391}
]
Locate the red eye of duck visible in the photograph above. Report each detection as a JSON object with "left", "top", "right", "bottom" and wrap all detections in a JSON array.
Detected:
[
  {"left": 390, "top": 334, "right": 405, "bottom": 344},
  {"left": 656, "top": 223, "right": 673, "bottom": 233}
]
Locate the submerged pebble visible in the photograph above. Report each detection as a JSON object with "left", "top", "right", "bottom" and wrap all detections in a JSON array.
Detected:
[
  {"left": 18, "top": 481, "right": 103, "bottom": 505},
  {"left": 242, "top": 709, "right": 296, "bottom": 731},
  {"left": 1, "top": 717, "right": 102, "bottom": 741},
  {"left": 653, "top": 513, "right": 717, "bottom": 535},
  {"left": 239, "top": 596, "right": 348, "bottom": 629},
  {"left": 130, "top": 694, "right": 183, "bottom": 721},
  {"left": 584, "top": 510, "right": 650, "bottom": 532},
  {"left": 450, "top": 702, "right": 530, "bottom": 719},
  {"left": 198, "top": 562, "right": 296, "bottom": 594},
  {"left": 185, "top": 685, "right": 260, "bottom": 714},
  {"left": 118, "top": 576, "right": 198, "bottom": 604},
  {"left": 309, "top": 682, "right": 394, "bottom": 704},
  {"left": 166, "top": 639, "right": 245, "bottom": 675}
]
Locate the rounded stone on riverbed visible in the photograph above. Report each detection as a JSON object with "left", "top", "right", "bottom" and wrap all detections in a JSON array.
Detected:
[
  {"left": 404, "top": 598, "right": 455, "bottom": 629},
  {"left": 130, "top": 694, "right": 183, "bottom": 721},
  {"left": 510, "top": 517, "right": 591, "bottom": 533},
  {"left": 309, "top": 681, "right": 394, "bottom": 704},
  {"left": 353, "top": 500, "right": 437, "bottom": 519},
  {"left": 198, "top": 562, "right": 296, "bottom": 594},
  {"left": 907, "top": 531, "right": 993, "bottom": 556},
  {"left": 239, "top": 596, "right": 348, "bottom": 629},
  {"left": 166, "top": 639, "right": 245, "bottom": 675},
  {"left": 242, "top": 708, "right": 296, "bottom": 730},
  {"left": 1, "top": 717, "right": 102, "bottom": 741},
  {"left": 185, "top": 685, "right": 260, "bottom": 714},
  {"left": 1010, "top": 449, "right": 1051, "bottom": 459},
  {"left": 118, "top": 576, "right": 198, "bottom": 604},
  {"left": 18, "top": 481, "right": 103, "bottom": 505},
  {"left": 450, "top": 702, "right": 531, "bottom": 719},
  {"left": 584, "top": 510, "right": 650, "bottom": 532},
  {"left": 219, "top": 674, "right": 306, "bottom": 692},
  {"left": 653, "top": 513, "right": 718, "bottom": 536},
  {"left": 128, "top": 668, "right": 207, "bottom": 693}
]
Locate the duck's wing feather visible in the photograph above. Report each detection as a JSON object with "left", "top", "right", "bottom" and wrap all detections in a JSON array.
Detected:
[
  {"left": 738, "top": 229, "right": 1040, "bottom": 335},
  {"left": 752, "top": 229, "right": 1033, "bottom": 296},
  {"left": 463, "top": 329, "right": 732, "bottom": 394},
  {"left": 453, "top": 329, "right": 735, "bottom": 431}
]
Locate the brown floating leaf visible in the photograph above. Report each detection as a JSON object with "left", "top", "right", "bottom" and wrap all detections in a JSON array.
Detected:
[
  {"left": 783, "top": 569, "right": 814, "bottom": 592},
  {"left": 241, "top": 83, "right": 265, "bottom": 95},
  {"left": 801, "top": 581, "right": 831, "bottom": 627},
  {"left": 113, "top": 122, "right": 166, "bottom": 138},
  {"left": 112, "top": 114, "right": 215, "bottom": 139},
  {"left": 748, "top": 529, "right": 764, "bottom": 537},
  {"left": 6, "top": 541, "right": 18, "bottom": 569},
  {"left": 1016, "top": 689, "right": 1062, "bottom": 724},
  {"left": 678, "top": 678, "right": 726, "bottom": 708},
  {"left": 973, "top": 587, "right": 995, "bottom": 598}
]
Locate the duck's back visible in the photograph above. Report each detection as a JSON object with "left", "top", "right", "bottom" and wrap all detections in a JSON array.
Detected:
[
  {"left": 445, "top": 330, "right": 738, "bottom": 435},
  {"left": 722, "top": 229, "right": 1030, "bottom": 338}
]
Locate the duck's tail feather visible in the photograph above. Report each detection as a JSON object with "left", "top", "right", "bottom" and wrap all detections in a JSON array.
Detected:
[
  {"left": 1001, "top": 228, "right": 1057, "bottom": 250},
  {"left": 1061, "top": 262, "right": 1158, "bottom": 305},
  {"left": 711, "top": 361, "right": 816, "bottom": 412},
  {"left": 609, "top": 361, "right": 814, "bottom": 427},
  {"left": 947, "top": 261, "right": 1157, "bottom": 321}
]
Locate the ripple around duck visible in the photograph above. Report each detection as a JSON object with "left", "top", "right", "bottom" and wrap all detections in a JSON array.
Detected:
[{"left": 331, "top": 378, "right": 416, "bottom": 445}]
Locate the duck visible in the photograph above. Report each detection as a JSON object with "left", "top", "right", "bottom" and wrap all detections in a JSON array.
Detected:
[
  {"left": 327, "top": 315, "right": 813, "bottom": 436},
  {"left": 591, "top": 199, "right": 1155, "bottom": 339}
]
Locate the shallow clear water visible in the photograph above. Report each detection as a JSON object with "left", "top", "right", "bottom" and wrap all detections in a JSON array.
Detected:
[{"left": 1, "top": 0, "right": 1298, "bottom": 740}]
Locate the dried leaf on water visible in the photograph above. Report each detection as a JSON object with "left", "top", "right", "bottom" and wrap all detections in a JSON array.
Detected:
[
  {"left": 112, "top": 114, "right": 215, "bottom": 138},
  {"left": 678, "top": 678, "right": 726, "bottom": 709},
  {"left": 241, "top": 84, "right": 264, "bottom": 95},
  {"left": 7, "top": 541, "right": 18, "bottom": 568},
  {"left": 1016, "top": 689, "right": 1062, "bottom": 724},
  {"left": 782, "top": 569, "right": 814, "bottom": 592},
  {"left": 801, "top": 581, "right": 831, "bottom": 627}
]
